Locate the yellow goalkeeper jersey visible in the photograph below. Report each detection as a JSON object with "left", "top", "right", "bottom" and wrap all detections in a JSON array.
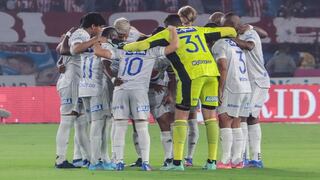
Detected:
[{"left": 123, "top": 26, "right": 237, "bottom": 80}]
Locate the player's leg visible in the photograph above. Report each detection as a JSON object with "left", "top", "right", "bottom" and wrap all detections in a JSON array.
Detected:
[
  {"left": 246, "top": 86, "right": 268, "bottom": 168},
  {"left": 101, "top": 115, "right": 113, "bottom": 168},
  {"left": 73, "top": 99, "right": 90, "bottom": 167},
  {"left": 150, "top": 88, "right": 174, "bottom": 166},
  {"left": 129, "top": 121, "right": 143, "bottom": 167},
  {"left": 240, "top": 118, "right": 250, "bottom": 165},
  {"left": 157, "top": 112, "right": 174, "bottom": 166},
  {"left": 130, "top": 90, "right": 152, "bottom": 171},
  {"left": 200, "top": 76, "right": 219, "bottom": 170},
  {"left": 215, "top": 113, "right": 233, "bottom": 169},
  {"left": 55, "top": 87, "right": 78, "bottom": 168},
  {"left": 231, "top": 118, "right": 244, "bottom": 168},
  {"left": 112, "top": 90, "right": 130, "bottom": 171},
  {"left": 85, "top": 96, "right": 108, "bottom": 170},
  {"left": 185, "top": 110, "right": 199, "bottom": 167},
  {"left": 73, "top": 115, "right": 91, "bottom": 167}
]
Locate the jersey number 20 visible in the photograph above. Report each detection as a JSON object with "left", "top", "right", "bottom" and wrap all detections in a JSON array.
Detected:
[{"left": 122, "top": 57, "right": 143, "bottom": 76}]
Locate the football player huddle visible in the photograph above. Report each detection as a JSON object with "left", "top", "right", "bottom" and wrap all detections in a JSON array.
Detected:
[{"left": 55, "top": 5, "right": 269, "bottom": 171}]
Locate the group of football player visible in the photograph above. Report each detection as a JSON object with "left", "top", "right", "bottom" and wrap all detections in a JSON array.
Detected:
[{"left": 54, "top": 5, "right": 270, "bottom": 171}]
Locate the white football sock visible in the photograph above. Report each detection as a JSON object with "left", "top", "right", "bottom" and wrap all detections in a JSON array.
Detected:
[
  {"left": 56, "top": 115, "right": 75, "bottom": 164},
  {"left": 220, "top": 128, "right": 233, "bottom": 164},
  {"left": 135, "top": 121, "right": 150, "bottom": 164},
  {"left": 186, "top": 119, "right": 199, "bottom": 159},
  {"left": 240, "top": 122, "right": 249, "bottom": 160},
  {"left": 110, "top": 118, "right": 116, "bottom": 162},
  {"left": 73, "top": 135, "right": 82, "bottom": 160},
  {"left": 101, "top": 116, "right": 113, "bottom": 163},
  {"left": 160, "top": 131, "right": 173, "bottom": 160},
  {"left": 231, "top": 128, "right": 244, "bottom": 164},
  {"left": 248, "top": 123, "right": 262, "bottom": 161},
  {"left": 132, "top": 131, "right": 142, "bottom": 158},
  {"left": 113, "top": 120, "right": 128, "bottom": 163},
  {"left": 74, "top": 114, "right": 90, "bottom": 161},
  {"left": 89, "top": 119, "right": 105, "bottom": 165}
]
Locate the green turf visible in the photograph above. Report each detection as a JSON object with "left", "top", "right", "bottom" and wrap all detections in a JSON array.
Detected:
[{"left": 0, "top": 124, "right": 319, "bottom": 180}]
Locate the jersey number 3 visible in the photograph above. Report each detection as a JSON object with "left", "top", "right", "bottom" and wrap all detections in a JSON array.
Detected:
[{"left": 122, "top": 57, "right": 143, "bottom": 76}]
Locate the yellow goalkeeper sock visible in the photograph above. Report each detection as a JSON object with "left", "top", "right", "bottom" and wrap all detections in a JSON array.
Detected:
[
  {"left": 205, "top": 119, "right": 219, "bottom": 161},
  {"left": 173, "top": 120, "right": 188, "bottom": 161}
]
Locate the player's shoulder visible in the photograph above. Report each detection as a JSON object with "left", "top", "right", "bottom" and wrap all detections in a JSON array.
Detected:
[
  {"left": 212, "top": 38, "right": 228, "bottom": 49},
  {"left": 240, "top": 29, "right": 259, "bottom": 40}
]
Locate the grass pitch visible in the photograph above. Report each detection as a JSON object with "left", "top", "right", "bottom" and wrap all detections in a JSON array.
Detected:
[{"left": 0, "top": 123, "right": 319, "bottom": 180}]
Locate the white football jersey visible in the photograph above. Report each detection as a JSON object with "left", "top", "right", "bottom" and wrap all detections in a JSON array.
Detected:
[
  {"left": 126, "top": 27, "right": 141, "bottom": 43},
  {"left": 100, "top": 42, "right": 120, "bottom": 76},
  {"left": 56, "top": 55, "right": 81, "bottom": 91},
  {"left": 238, "top": 29, "right": 270, "bottom": 88},
  {"left": 111, "top": 46, "right": 166, "bottom": 90},
  {"left": 212, "top": 38, "right": 251, "bottom": 93},
  {"left": 150, "top": 58, "right": 171, "bottom": 86},
  {"left": 69, "top": 28, "right": 104, "bottom": 97}
]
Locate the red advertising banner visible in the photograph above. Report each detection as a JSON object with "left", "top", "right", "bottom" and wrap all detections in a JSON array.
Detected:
[
  {"left": 260, "top": 85, "right": 320, "bottom": 123},
  {"left": 0, "top": 85, "right": 320, "bottom": 124}
]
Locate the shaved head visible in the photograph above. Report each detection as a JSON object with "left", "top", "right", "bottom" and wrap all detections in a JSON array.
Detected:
[
  {"left": 209, "top": 12, "right": 224, "bottom": 26},
  {"left": 222, "top": 12, "right": 241, "bottom": 30}
]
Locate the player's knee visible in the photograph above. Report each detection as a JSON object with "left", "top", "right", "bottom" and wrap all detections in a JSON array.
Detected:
[
  {"left": 247, "top": 116, "right": 259, "bottom": 125},
  {"left": 176, "top": 104, "right": 190, "bottom": 111}
]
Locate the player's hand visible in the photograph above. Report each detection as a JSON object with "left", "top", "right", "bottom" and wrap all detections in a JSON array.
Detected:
[
  {"left": 113, "top": 77, "right": 124, "bottom": 86},
  {"left": 151, "top": 84, "right": 165, "bottom": 93},
  {"left": 237, "top": 24, "right": 250, "bottom": 34},
  {"left": 58, "top": 64, "right": 66, "bottom": 73},
  {"left": 162, "top": 94, "right": 173, "bottom": 105}
]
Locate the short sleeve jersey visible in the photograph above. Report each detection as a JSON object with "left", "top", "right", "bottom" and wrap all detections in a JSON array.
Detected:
[
  {"left": 111, "top": 46, "right": 166, "bottom": 90},
  {"left": 123, "top": 26, "right": 237, "bottom": 80},
  {"left": 212, "top": 39, "right": 251, "bottom": 93},
  {"left": 56, "top": 55, "right": 81, "bottom": 91},
  {"left": 238, "top": 29, "right": 270, "bottom": 88}
]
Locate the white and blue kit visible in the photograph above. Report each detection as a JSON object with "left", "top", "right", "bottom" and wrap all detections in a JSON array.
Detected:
[{"left": 212, "top": 38, "right": 252, "bottom": 117}]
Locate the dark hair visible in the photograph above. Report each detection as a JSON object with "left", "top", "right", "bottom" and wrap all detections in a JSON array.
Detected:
[
  {"left": 101, "top": 26, "right": 118, "bottom": 40},
  {"left": 80, "top": 12, "right": 106, "bottom": 28},
  {"left": 204, "top": 22, "right": 218, "bottom": 27},
  {"left": 164, "top": 14, "right": 182, "bottom": 27},
  {"left": 151, "top": 26, "right": 165, "bottom": 35}
]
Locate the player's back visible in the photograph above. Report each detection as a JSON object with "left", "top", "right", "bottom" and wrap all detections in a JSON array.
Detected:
[
  {"left": 212, "top": 38, "right": 251, "bottom": 93},
  {"left": 56, "top": 55, "right": 81, "bottom": 91},
  {"left": 124, "top": 26, "right": 237, "bottom": 80},
  {"left": 238, "top": 29, "right": 270, "bottom": 88},
  {"left": 113, "top": 46, "right": 166, "bottom": 90}
]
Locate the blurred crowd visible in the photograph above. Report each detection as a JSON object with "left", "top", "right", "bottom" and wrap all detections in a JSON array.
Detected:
[{"left": 0, "top": 0, "right": 320, "bottom": 17}]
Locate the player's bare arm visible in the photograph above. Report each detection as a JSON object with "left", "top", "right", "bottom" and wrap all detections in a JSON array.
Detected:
[
  {"left": 164, "top": 26, "right": 179, "bottom": 55},
  {"left": 238, "top": 24, "right": 268, "bottom": 39},
  {"left": 232, "top": 38, "right": 255, "bottom": 51},
  {"left": 217, "top": 58, "right": 228, "bottom": 105},
  {"left": 71, "top": 36, "right": 106, "bottom": 55}
]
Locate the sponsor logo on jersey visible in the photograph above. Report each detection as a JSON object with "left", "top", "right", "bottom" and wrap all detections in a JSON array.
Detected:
[
  {"left": 79, "top": 81, "right": 96, "bottom": 88},
  {"left": 177, "top": 27, "right": 197, "bottom": 34},
  {"left": 205, "top": 96, "right": 218, "bottom": 102},
  {"left": 192, "top": 60, "right": 212, "bottom": 66},
  {"left": 137, "top": 105, "right": 150, "bottom": 112},
  {"left": 254, "top": 104, "right": 262, "bottom": 108},
  {"left": 125, "top": 51, "right": 147, "bottom": 56},
  {"left": 61, "top": 98, "right": 72, "bottom": 105},
  {"left": 227, "top": 104, "right": 240, "bottom": 108},
  {"left": 112, "top": 105, "right": 124, "bottom": 110},
  {"left": 91, "top": 104, "right": 103, "bottom": 112}
]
